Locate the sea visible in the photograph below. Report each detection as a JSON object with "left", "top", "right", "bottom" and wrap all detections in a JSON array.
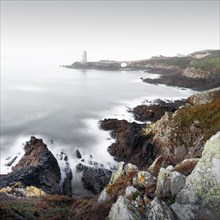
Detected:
[{"left": 0, "top": 60, "right": 195, "bottom": 196}]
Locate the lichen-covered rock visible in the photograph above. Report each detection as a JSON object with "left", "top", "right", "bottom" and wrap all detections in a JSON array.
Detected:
[
  {"left": 133, "top": 171, "right": 156, "bottom": 191},
  {"left": 108, "top": 196, "right": 141, "bottom": 220},
  {"left": 125, "top": 186, "right": 139, "bottom": 198},
  {"left": 155, "top": 168, "right": 171, "bottom": 198},
  {"left": 155, "top": 167, "right": 186, "bottom": 199},
  {"left": 98, "top": 188, "right": 111, "bottom": 203},
  {"left": 170, "top": 171, "right": 186, "bottom": 196},
  {"left": 124, "top": 163, "right": 138, "bottom": 176},
  {"left": 145, "top": 197, "right": 175, "bottom": 220},
  {"left": 171, "top": 132, "right": 220, "bottom": 219},
  {"left": 109, "top": 162, "right": 124, "bottom": 184},
  {"left": 24, "top": 186, "right": 46, "bottom": 197},
  {"left": 0, "top": 183, "right": 46, "bottom": 197}
]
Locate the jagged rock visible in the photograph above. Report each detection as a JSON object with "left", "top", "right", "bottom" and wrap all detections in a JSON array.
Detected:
[
  {"left": 174, "top": 158, "right": 199, "bottom": 176},
  {"left": 171, "top": 132, "right": 220, "bottom": 220},
  {"left": 131, "top": 99, "right": 186, "bottom": 122},
  {"left": 0, "top": 137, "right": 62, "bottom": 195},
  {"left": 125, "top": 186, "right": 139, "bottom": 198},
  {"left": 82, "top": 166, "right": 112, "bottom": 194},
  {"left": 170, "top": 171, "right": 186, "bottom": 196},
  {"left": 108, "top": 196, "right": 141, "bottom": 220},
  {"left": 100, "top": 119, "right": 157, "bottom": 168},
  {"left": 4, "top": 156, "right": 18, "bottom": 167},
  {"left": 124, "top": 163, "right": 138, "bottom": 176},
  {"left": 145, "top": 197, "right": 175, "bottom": 220},
  {"left": 98, "top": 188, "right": 111, "bottom": 203},
  {"left": 109, "top": 162, "right": 124, "bottom": 184},
  {"left": 148, "top": 156, "right": 164, "bottom": 177},
  {"left": 0, "top": 137, "right": 73, "bottom": 196},
  {"left": 75, "top": 149, "right": 82, "bottom": 159},
  {"left": 144, "top": 88, "right": 220, "bottom": 165}
]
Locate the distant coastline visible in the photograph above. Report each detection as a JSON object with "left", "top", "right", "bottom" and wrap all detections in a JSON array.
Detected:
[{"left": 64, "top": 49, "right": 220, "bottom": 91}]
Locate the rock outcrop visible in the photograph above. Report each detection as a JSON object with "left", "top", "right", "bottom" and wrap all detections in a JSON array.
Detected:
[
  {"left": 144, "top": 87, "right": 220, "bottom": 165},
  {"left": 171, "top": 131, "right": 220, "bottom": 220},
  {"left": 0, "top": 136, "right": 72, "bottom": 196},
  {"left": 131, "top": 99, "right": 186, "bottom": 122},
  {"left": 100, "top": 119, "right": 157, "bottom": 169},
  {"left": 82, "top": 166, "right": 112, "bottom": 194}
]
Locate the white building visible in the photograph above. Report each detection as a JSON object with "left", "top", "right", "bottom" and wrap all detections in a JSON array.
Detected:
[{"left": 81, "top": 50, "right": 87, "bottom": 63}]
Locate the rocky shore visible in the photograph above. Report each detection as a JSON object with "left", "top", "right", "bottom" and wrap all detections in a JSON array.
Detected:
[
  {"left": 1, "top": 87, "right": 219, "bottom": 219},
  {"left": 65, "top": 49, "right": 220, "bottom": 91},
  {"left": 1, "top": 49, "right": 220, "bottom": 219}
]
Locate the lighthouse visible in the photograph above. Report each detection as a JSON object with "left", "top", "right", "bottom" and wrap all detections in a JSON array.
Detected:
[{"left": 81, "top": 50, "right": 87, "bottom": 63}]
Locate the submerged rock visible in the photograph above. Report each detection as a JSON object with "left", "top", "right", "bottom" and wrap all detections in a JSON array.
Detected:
[{"left": 75, "top": 149, "right": 82, "bottom": 159}]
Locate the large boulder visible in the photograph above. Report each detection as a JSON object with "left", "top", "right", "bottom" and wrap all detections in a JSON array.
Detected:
[
  {"left": 171, "top": 132, "right": 220, "bottom": 220},
  {"left": 155, "top": 167, "right": 186, "bottom": 198},
  {"left": 82, "top": 166, "right": 112, "bottom": 194},
  {"left": 0, "top": 137, "right": 72, "bottom": 195}
]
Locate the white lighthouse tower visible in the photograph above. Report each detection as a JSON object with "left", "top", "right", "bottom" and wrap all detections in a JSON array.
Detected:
[{"left": 81, "top": 50, "right": 87, "bottom": 63}]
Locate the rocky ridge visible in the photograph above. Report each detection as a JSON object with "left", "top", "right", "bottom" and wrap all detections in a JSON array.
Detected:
[{"left": 0, "top": 136, "right": 72, "bottom": 196}]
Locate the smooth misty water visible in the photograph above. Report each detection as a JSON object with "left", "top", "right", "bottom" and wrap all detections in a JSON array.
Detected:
[{"left": 1, "top": 62, "right": 195, "bottom": 195}]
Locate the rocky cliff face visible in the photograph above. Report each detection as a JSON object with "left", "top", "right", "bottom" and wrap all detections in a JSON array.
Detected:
[
  {"left": 0, "top": 136, "right": 72, "bottom": 196},
  {"left": 100, "top": 119, "right": 158, "bottom": 169},
  {"left": 97, "top": 131, "right": 219, "bottom": 220},
  {"left": 144, "top": 87, "right": 220, "bottom": 164}
]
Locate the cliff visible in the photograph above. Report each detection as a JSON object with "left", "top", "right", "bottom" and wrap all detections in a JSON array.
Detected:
[{"left": 0, "top": 87, "right": 219, "bottom": 219}]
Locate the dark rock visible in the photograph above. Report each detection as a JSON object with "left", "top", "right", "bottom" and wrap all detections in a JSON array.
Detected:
[
  {"left": 131, "top": 99, "right": 186, "bottom": 122},
  {"left": 82, "top": 166, "right": 112, "bottom": 194},
  {"left": 76, "top": 149, "right": 82, "bottom": 159},
  {"left": 62, "top": 165, "right": 73, "bottom": 197},
  {"left": 57, "top": 152, "right": 73, "bottom": 197},
  {"left": 100, "top": 119, "right": 158, "bottom": 169},
  {"left": 76, "top": 163, "right": 84, "bottom": 172},
  {"left": 0, "top": 136, "right": 72, "bottom": 196},
  {"left": 4, "top": 156, "right": 17, "bottom": 167}
]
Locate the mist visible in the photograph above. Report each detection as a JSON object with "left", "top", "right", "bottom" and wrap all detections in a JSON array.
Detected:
[{"left": 1, "top": 0, "right": 219, "bottom": 65}]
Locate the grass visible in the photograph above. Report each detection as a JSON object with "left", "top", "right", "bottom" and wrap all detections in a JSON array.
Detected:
[
  {"left": 190, "top": 57, "right": 220, "bottom": 70},
  {"left": 174, "top": 99, "right": 220, "bottom": 144}
]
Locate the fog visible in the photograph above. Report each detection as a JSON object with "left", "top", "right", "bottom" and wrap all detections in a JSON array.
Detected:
[{"left": 1, "top": 0, "right": 219, "bottom": 65}]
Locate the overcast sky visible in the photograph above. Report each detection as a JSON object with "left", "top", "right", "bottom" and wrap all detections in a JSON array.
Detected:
[{"left": 1, "top": 0, "right": 219, "bottom": 63}]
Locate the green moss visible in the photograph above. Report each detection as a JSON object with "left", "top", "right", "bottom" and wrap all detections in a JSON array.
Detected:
[
  {"left": 166, "top": 195, "right": 176, "bottom": 205},
  {"left": 131, "top": 191, "right": 140, "bottom": 200}
]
